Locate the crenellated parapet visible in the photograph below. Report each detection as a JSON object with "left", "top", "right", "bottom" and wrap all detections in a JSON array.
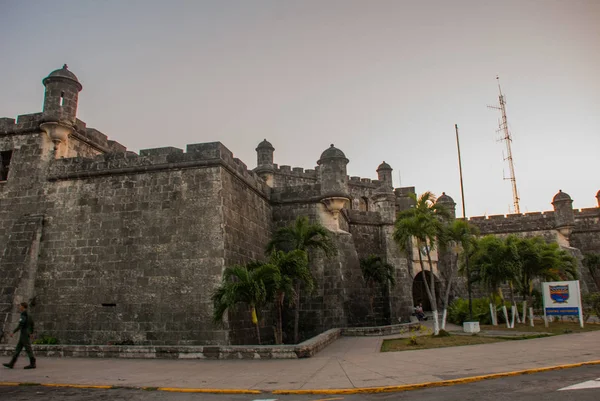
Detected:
[
  {"left": 574, "top": 208, "right": 600, "bottom": 218},
  {"left": 48, "top": 142, "right": 271, "bottom": 198},
  {"left": 468, "top": 211, "right": 557, "bottom": 234},
  {"left": 72, "top": 119, "right": 126, "bottom": 153},
  {"left": 348, "top": 176, "right": 382, "bottom": 188},
  {"left": 0, "top": 113, "right": 44, "bottom": 134},
  {"left": 272, "top": 164, "right": 319, "bottom": 180},
  {"left": 0, "top": 113, "right": 126, "bottom": 155},
  {"left": 573, "top": 207, "right": 600, "bottom": 232},
  {"left": 446, "top": 190, "right": 600, "bottom": 242}
]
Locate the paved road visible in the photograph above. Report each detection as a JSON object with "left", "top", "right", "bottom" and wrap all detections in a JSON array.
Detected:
[{"left": 1, "top": 365, "right": 599, "bottom": 400}]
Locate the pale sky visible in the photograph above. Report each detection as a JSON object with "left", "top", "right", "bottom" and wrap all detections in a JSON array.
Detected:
[{"left": 1, "top": 0, "right": 599, "bottom": 217}]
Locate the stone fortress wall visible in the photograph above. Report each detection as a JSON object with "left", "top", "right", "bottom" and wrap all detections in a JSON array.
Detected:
[{"left": 0, "top": 66, "right": 598, "bottom": 346}]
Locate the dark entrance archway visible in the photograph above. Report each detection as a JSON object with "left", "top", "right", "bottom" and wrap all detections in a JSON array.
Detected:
[{"left": 412, "top": 271, "right": 441, "bottom": 311}]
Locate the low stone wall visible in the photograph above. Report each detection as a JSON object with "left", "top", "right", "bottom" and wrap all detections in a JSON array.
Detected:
[
  {"left": 342, "top": 322, "right": 420, "bottom": 336},
  {"left": 0, "top": 324, "right": 419, "bottom": 360},
  {"left": 295, "top": 328, "right": 341, "bottom": 358},
  {"left": 0, "top": 328, "right": 342, "bottom": 360}
]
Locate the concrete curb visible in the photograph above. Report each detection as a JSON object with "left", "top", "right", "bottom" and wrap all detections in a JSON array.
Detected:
[
  {"left": 156, "top": 388, "right": 261, "bottom": 394},
  {"left": 272, "top": 360, "right": 600, "bottom": 395},
  {"left": 1, "top": 360, "right": 599, "bottom": 395},
  {"left": 0, "top": 382, "right": 261, "bottom": 394}
]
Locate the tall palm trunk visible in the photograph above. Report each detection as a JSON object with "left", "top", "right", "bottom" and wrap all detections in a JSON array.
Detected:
[
  {"left": 415, "top": 241, "right": 439, "bottom": 335},
  {"left": 417, "top": 245, "right": 433, "bottom": 303},
  {"left": 369, "top": 281, "right": 375, "bottom": 315},
  {"left": 294, "top": 281, "right": 301, "bottom": 343},
  {"left": 441, "top": 252, "right": 458, "bottom": 330},
  {"left": 255, "top": 323, "right": 261, "bottom": 345},
  {"left": 276, "top": 293, "right": 284, "bottom": 344},
  {"left": 424, "top": 246, "right": 440, "bottom": 335},
  {"left": 508, "top": 281, "right": 519, "bottom": 327},
  {"left": 489, "top": 290, "right": 498, "bottom": 326}
]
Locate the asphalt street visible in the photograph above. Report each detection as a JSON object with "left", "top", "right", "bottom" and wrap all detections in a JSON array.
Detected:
[{"left": 1, "top": 365, "right": 599, "bottom": 401}]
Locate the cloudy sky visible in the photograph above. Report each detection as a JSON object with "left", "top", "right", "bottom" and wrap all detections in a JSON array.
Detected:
[{"left": 1, "top": 0, "right": 598, "bottom": 216}]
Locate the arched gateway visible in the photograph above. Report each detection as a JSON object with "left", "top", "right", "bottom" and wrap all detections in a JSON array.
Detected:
[{"left": 412, "top": 271, "right": 441, "bottom": 311}]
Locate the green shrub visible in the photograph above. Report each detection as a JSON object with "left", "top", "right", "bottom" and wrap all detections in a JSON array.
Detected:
[
  {"left": 32, "top": 334, "right": 58, "bottom": 345},
  {"left": 407, "top": 335, "right": 419, "bottom": 346},
  {"left": 530, "top": 289, "right": 543, "bottom": 311},
  {"left": 447, "top": 297, "right": 513, "bottom": 325},
  {"left": 583, "top": 292, "right": 600, "bottom": 318}
]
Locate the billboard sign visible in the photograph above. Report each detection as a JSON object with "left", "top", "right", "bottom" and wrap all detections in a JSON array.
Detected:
[{"left": 542, "top": 280, "right": 583, "bottom": 327}]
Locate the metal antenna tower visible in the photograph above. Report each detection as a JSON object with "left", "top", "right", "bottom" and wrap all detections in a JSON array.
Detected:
[{"left": 488, "top": 76, "right": 521, "bottom": 214}]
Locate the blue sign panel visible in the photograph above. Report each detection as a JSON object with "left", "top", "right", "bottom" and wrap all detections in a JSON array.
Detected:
[{"left": 545, "top": 307, "right": 579, "bottom": 316}]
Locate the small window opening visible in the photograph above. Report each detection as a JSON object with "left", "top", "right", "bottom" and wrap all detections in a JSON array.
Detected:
[
  {"left": 60, "top": 92, "right": 65, "bottom": 107},
  {"left": 0, "top": 150, "right": 12, "bottom": 181},
  {"left": 359, "top": 197, "right": 369, "bottom": 212},
  {"left": 101, "top": 303, "right": 117, "bottom": 307}
]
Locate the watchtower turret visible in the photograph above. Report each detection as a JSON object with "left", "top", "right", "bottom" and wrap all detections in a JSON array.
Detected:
[
  {"left": 42, "top": 64, "right": 82, "bottom": 125},
  {"left": 552, "top": 190, "right": 575, "bottom": 241},
  {"left": 376, "top": 161, "right": 393, "bottom": 189},
  {"left": 255, "top": 139, "right": 275, "bottom": 186},
  {"left": 317, "top": 144, "right": 349, "bottom": 231},
  {"left": 436, "top": 192, "right": 457, "bottom": 220},
  {"left": 40, "top": 65, "right": 82, "bottom": 156}
]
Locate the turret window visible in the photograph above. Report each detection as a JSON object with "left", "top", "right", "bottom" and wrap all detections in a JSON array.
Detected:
[
  {"left": 0, "top": 150, "right": 12, "bottom": 181},
  {"left": 60, "top": 92, "right": 65, "bottom": 107}
]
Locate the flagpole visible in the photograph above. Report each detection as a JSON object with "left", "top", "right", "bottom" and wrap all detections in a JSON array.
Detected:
[{"left": 455, "top": 124, "right": 473, "bottom": 321}]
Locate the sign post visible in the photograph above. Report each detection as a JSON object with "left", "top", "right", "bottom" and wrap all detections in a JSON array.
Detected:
[{"left": 542, "top": 280, "right": 583, "bottom": 328}]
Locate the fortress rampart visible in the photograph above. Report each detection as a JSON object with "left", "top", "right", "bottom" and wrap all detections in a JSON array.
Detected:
[{"left": 0, "top": 65, "right": 597, "bottom": 347}]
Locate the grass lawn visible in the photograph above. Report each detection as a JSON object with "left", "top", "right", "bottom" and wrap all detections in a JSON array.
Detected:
[
  {"left": 381, "top": 335, "right": 507, "bottom": 352},
  {"left": 480, "top": 321, "right": 600, "bottom": 335},
  {"left": 381, "top": 321, "right": 600, "bottom": 352}
]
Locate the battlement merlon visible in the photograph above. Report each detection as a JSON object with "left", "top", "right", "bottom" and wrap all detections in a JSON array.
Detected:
[
  {"left": 73, "top": 121, "right": 127, "bottom": 153},
  {"left": 268, "top": 164, "right": 318, "bottom": 180},
  {"left": 0, "top": 113, "right": 127, "bottom": 154},
  {"left": 574, "top": 207, "right": 600, "bottom": 218},
  {"left": 48, "top": 141, "right": 271, "bottom": 198},
  {"left": 270, "top": 167, "right": 392, "bottom": 186},
  {"left": 467, "top": 211, "right": 557, "bottom": 234},
  {"left": 0, "top": 113, "right": 43, "bottom": 134}
]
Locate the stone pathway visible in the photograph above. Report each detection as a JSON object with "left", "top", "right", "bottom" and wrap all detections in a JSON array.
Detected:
[{"left": 0, "top": 329, "right": 598, "bottom": 391}]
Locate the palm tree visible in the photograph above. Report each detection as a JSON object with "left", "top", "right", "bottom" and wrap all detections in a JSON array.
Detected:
[
  {"left": 469, "top": 235, "right": 577, "bottom": 326},
  {"left": 470, "top": 235, "right": 517, "bottom": 325},
  {"left": 437, "top": 219, "right": 477, "bottom": 329},
  {"left": 515, "top": 237, "right": 577, "bottom": 303},
  {"left": 393, "top": 191, "right": 449, "bottom": 335},
  {"left": 212, "top": 262, "right": 280, "bottom": 345},
  {"left": 266, "top": 249, "right": 310, "bottom": 344},
  {"left": 266, "top": 216, "right": 335, "bottom": 343},
  {"left": 360, "top": 255, "right": 396, "bottom": 319}
]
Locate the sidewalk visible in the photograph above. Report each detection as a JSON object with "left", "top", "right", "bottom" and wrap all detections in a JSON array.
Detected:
[{"left": 1, "top": 330, "right": 599, "bottom": 391}]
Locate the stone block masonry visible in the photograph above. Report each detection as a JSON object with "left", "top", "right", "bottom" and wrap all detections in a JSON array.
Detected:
[
  {"left": 0, "top": 127, "right": 274, "bottom": 345},
  {"left": 35, "top": 164, "right": 228, "bottom": 345}
]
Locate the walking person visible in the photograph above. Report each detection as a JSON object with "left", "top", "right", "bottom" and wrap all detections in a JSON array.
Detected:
[{"left": 3, "top": 302, "right": 36, "bottom": 369}]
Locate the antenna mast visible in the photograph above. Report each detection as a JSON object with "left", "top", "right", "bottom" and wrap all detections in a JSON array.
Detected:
[{"left": 488, "top": 76, "right": 521, "bottom": 214}]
